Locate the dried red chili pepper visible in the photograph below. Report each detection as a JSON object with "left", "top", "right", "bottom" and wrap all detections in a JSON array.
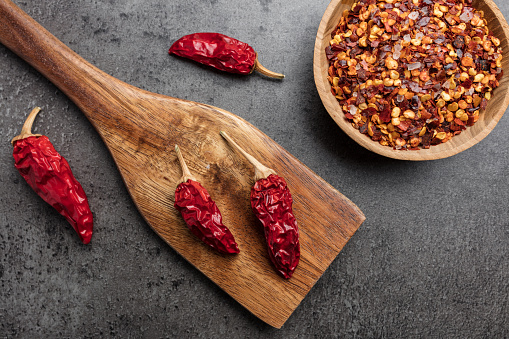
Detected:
[
  {"left": 11, "top": 107, "right": 93, "bottom": 244},
  {"left": 174, "top": 145, "right": 239, "bottom": 254},
  {"left": 220, "top": 131, "right": 299, "bottom": 279},
  {"left": 169, "top": 32, "right": 284, "bottom": 79}
]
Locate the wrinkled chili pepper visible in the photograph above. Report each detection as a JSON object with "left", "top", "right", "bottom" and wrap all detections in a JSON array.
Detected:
[
  {"left": 11, "top": 107, "right": 93, "bottom": 244},
  {"left": 169, "top": 32, "right": 285, "bottom": 79},
  {"left": 220, "top": 131, "right": 299, "bottom": 279},
  {"left": 174, "top": 145, "right": 239, "bottom": 254}
]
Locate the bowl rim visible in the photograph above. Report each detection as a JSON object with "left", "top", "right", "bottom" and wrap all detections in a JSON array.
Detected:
[{"left": 314, "top": 0, "right": 509, "bottom": 161}]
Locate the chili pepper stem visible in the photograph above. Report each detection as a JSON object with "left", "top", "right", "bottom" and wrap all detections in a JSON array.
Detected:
[
  {"left": 253, "top": 54, "right": 285, "bottom": 79},
  {"left": 175, "top": 145, "right": 196, "bottom": 184},
  {"left": 11, "top": 107, "right": 43, "bottom": 145},
  {"left": 220, "top": 131, "right": 275, "bottom": 181}
]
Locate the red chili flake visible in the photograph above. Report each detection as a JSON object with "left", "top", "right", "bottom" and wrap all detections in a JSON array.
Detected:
[
  {"left": 435, "top": 35, "right": 446, "bottom": 44},
  {"left": 344, "top": 112, "right": 355, "bottom": 120},
  {"left": 380, "top": 107, "right": 392, "bottom": 123},
  {"left": 453, "top": 35, "right": 465, "bottom": 49},
  {"left": 421, "top": 110, "right": 432, "bottom": 120},
  {"left": 497, "top": 69, "right": 504, "bottom": 81},
  {"left": 359, "top": 121, "right": 369, "bottom": 134},
  {"left": 422, "top": 133, "right": 432, "bottom": 148},
  {"left": 436, "top": 70, "right": 447, "bottom": 81},
  {"left": 467, "top": 116, "right": 476, "bottom": 126},
  {"left": 384, "top": 22, "right": 393, "bottom": 33},
  {"left": 386, "top": 10, "right": 398, "bottom": 17},
  {"left": 462, "top": 78, "right": 473, "bottom": 89},
  {"left": 357, "top": 68, "right": 368, "bottom": 81},
  {"left": 398, "top": 120, "right": 412, "bottom": 132},
  {"left": 450, "top": 123, "right": 462, "bottom": 131},
  {"left": 454, "top": 118, "right": 466, "bottom": 126},
  {"left": 481, "top": 98, "right": 488, "bottom": 110},
  {"left": 356, "top": 93, "right": 366, "bottom": 106},
  {"left": 362, "top": 107, "right": 377, "bottom": 117},
  {"left": 326, "top": 46, "right": 336, "bottom": 60}
]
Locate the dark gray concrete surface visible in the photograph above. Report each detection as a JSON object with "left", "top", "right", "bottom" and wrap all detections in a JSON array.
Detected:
[{"left": 1, "top": 0, "right": 509, "bottom": 337}]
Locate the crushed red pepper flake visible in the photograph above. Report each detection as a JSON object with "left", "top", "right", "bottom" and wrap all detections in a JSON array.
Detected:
[{"left": 326, "top": 0, "right": 503, "bottom": 150}]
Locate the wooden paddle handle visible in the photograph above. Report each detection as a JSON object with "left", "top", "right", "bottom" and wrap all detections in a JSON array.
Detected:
[{"left": 0, "top": 0, "right": 125, "bottom": 121}]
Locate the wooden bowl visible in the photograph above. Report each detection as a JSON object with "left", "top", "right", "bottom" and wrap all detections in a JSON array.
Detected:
[{"left": 314, "top": 0, "right": 509, "bottom": 160}]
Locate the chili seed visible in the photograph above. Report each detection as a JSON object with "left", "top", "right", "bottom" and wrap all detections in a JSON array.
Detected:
[
  {"left": 421, "top": 94, "right": 432, "bottom": 102},
  {"left": 448, "top": 102, "right": 459, "bottom": 111},
  {"left": 384, "top": 78, "right": 395, "bottom": 86},
  {"left": 403, "top": 110, "right": 416, "bottom": 119},
  {"left": 474, "top": 74, "right": 485, "bottom": 82},
  {"left": 436, "top": 132, "right": 447, "bottom": 140}
]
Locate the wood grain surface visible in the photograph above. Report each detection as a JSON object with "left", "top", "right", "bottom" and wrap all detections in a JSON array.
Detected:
[
  {"left": 314, "top": 0, "right": 509, "bottom": 160},
  {"left": 0, "top": 0, "right": 365, "bottom": 328}
]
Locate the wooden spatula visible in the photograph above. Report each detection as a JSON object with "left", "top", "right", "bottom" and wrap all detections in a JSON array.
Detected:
[{"left": 0, "top": 0, "right": 365, "bottom": 328}]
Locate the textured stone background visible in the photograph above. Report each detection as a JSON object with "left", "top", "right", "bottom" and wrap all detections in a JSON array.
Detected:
[{"left": 1, "top": 0, "right": 509, "bottom": 337}]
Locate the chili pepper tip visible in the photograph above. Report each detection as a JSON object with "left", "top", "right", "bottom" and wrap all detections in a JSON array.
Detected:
[{"left": 11, "top": 107, "right": 43, "bottom": 145}]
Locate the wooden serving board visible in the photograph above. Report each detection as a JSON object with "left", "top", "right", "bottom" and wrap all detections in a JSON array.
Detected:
[{"left": 0, "top": 0, "right": 365, "bottom": 328}]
